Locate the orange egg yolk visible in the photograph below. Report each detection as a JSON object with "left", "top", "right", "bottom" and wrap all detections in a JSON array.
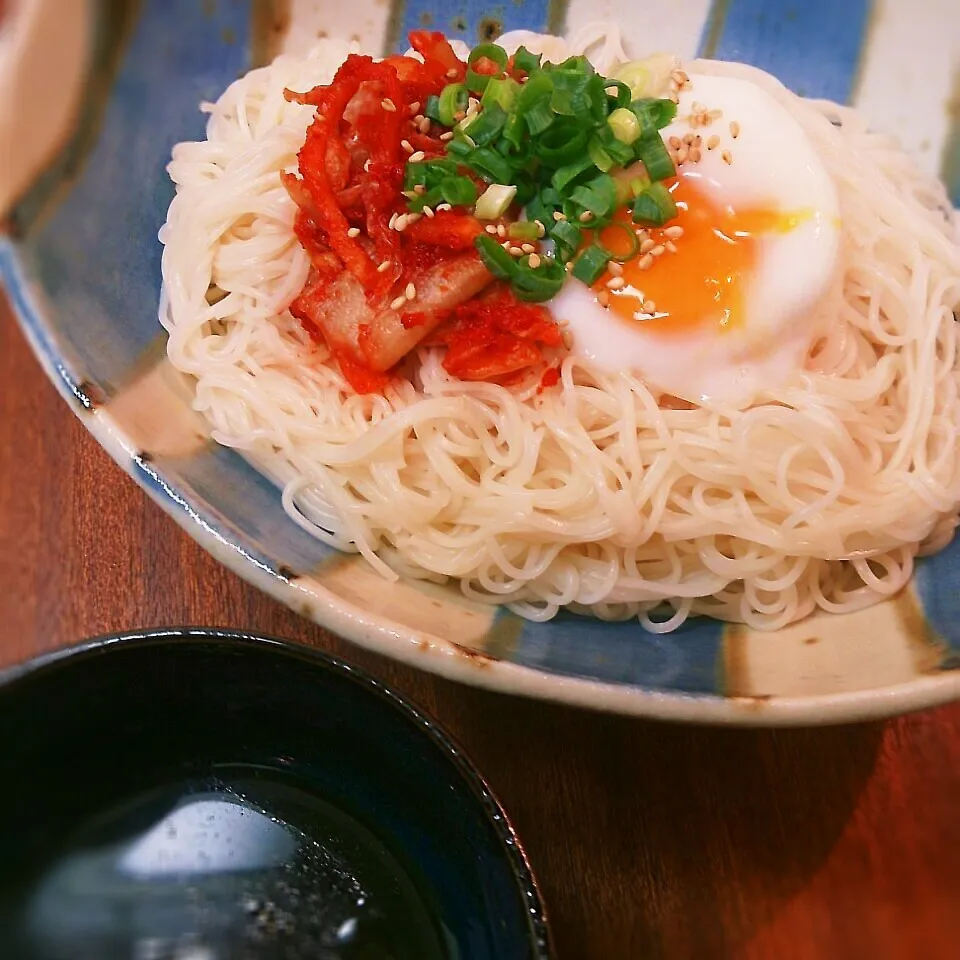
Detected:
[{"left": 593, "top": 177, "right": 810, "bottom": 337}]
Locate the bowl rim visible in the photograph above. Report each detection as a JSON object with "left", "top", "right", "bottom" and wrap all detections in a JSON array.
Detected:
[
  {"left": 4, "top": 241, "right": 960, "bottom": 729},
  {"left": 0, "top": 625, "right": 554, "bottom": 958}
]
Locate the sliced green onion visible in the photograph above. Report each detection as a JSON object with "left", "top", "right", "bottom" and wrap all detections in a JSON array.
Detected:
[
  {"left": 538, "top": 124, "right": 588, "bottom": 167},
  {"left": 631, "top": 182, "right": 678, "bottom": 227},
  {"left": 524, "top": 100, "right": 555, "bottom": 136},
  {"left": 440, "top": 176, "right": 478, "bottom": 206},
  {"left": 466, "top": 43, "right": 508, "bottom": 92},
  {"left": 551, "top": 157, "right": 595, "bottom": 195},
  {"left": 466, "top": 148, "right": 516, "bottom": 184},
  {"left": 512, "top": 256, "right": 566, "bottom": 302},
  {"left": 438, "top": 83, "right": 469, "bottom": 126},
  {"left": 446, "top": 138, "right": 474, "bottom": 159},
  {"left": 604, "top": 79, "right": 633, "bottom": 109},
  {"left": 482, "top": 76, "right": 520, "bottom": 111},
  {"left": 424, "top": 95, "right": 443, "bottom": 123},
  {"left": 608, "top": 107, "right": 641, "bottom": 144},
  {"left": 631, "top": 97, "right": 678, "bottom": 136},
  {"left": 613, "top": 54, "right": 678, "bottom": 100},
  {"left": 550, "top": 218, "right": 582, "bottom": 257},
  {"left": 588, "top": 136, "right": 615, "bottom": 173},
  {"left": 475, "top": 234, "right": 517, "bottom": 281},
  {"left": 598, "top": 221, "right": 640, "bottom": 262},
  {"left": 572, "top": 244, "right": 611, "bottom": 285},
  {"left": 475, "top": 183, "right": 518, "bottom": 220},
  {"left": 637, "top": 135, "right": 675, "bottom": 182},
  {"left": 512, "top": 45, "right": 541, "bottom": 74},
  {"left": 507, "top": 220, "right": 541, "bottom": 241},
  {"left": 463, "top": 103, "right": 507, "bottom": 146},
  {"left": 569, "top": 174, "right": 617, "bottom": 219}
]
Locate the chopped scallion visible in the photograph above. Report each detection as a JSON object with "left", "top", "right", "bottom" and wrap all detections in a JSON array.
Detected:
[
  {"left": 474, "top": 234, "right": 517, "bottom": 280},
  {"left": 572, "top": 244, "right": 611, "bottom": 285},
  {"left": 631, "top": 182, "right": 678, "bottom": 227},
  {"left": 475, "top": 183, "right": 518, "bottom": 220}
]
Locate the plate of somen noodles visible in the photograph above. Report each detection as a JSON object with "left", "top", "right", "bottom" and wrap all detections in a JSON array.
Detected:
[{"left": 3, "top": 0, "right": 960, "bottom": 723}]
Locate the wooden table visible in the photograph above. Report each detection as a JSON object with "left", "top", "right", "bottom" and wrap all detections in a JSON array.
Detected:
[{"left": 2, "top": 294, "right": 960, "bottom": 959}]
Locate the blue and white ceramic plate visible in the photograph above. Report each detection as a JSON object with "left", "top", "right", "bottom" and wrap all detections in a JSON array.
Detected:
[{"left": 2, "top": 0, "right": 960, "bottom": 724}]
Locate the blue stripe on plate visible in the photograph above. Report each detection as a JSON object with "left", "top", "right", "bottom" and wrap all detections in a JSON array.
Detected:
[
  {"left": 392, "top": 0, "right": 552, "bottom": 52},
  {"left": 133, "top": 443, "right": 338, "bottom": 579},
  {"left": 16, "top": 0, "right": 253, "bottom": 394},
  {"left": 913, "top": 536, "right": 960, "bottom": 667},
  {"left": 698, "top": 0, "right": 873, "bottom": 103},
  {"left": 508, "top": 611, "right": 725, "bottom": 693}
]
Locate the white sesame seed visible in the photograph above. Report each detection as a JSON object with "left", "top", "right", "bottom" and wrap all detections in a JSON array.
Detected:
[
  {"left": 682, "top": 133, "right": 694, "bottom": 146},
  {"left": 497, "top": 224, "right": 506, "bottom": 237},
  {"left": 446, "top": 67, "right": 458, "bottom": 79},
  {"left": 435, "top": 203, "right": 452, "bottom": 211},
  {"left": 401, "top": 139, "right": 414, "bottom": 154},
  {"left": 722, "top": 149, "right": 733, "bottom": 165},
  {"left": 347, "top": 227, "right": 360, "bottom": 238},
  {"left": 665, "top": 241, "right": 678, "bottom": 254},
  {"left": 676, "top": 146, "right": 688, "bottom": 165},
  {"left": 423, "top": 205, "right": 435, "bottom": 218},
  {"left": 664, "top": 225, "right": 684, "bottom": 239},
  {"left": 413, "top": 114, "right": 425, "bottom": 124},
  {"left": 707, "top": 135, "right": 721, "bottom": 150},
  {"left": 565, "top": 260, "right": 574, "bottom": 273},
  {"left": 381, "top": 98, "right": 397, "bottom": 112},
  {"left": 405, "top": 282, "right": 416, "bottom": 300},
  {"left": 669, "top": 136, "right": 682, "bottom": 150},
  {"left": 606, "top": 276, "right": 626, "bottom": 290},
  {"left": 439, "top": 131, "right": 454, "bottom": 141},
  {"left": 377, "top": 260, "right": 391, "bottom": 273},
  {"left": 730, "top": 121, "right": 741, "bottom": 139},
  {"left": 453, "top": 110, "right": 465, "bottom": 122},
  {"left": 418, "top": 117, "right": 431, "bottom": 133},
  {"left": 692, "top": 101, "right": 706, "bottom": 114},
  {"left": 468, "top": 97, "right": 480, "bottom": 111},
  {"left": 388, "top": 212, "right": 398, "bottom": 229},
  {"left": 651, "top": 244, "right": 666, "bottom": 257},
  {"left": 485, "top": 225, "right": 497, "bottom": 235},
  {"left": 534, "top": 220, "right": 546, "bottom": 238},
  {"left": 552, "top": 211, "right": 567, "bottom": 222},
  {"left": 640, "top": 238, "right": 656, "bottom": 254},
  {"left": 528, "top": 253, "right": 542, "bottom": 268},
  {"left": 597, "top": 290, "right": 610, "bottom": 307},
  {"left": 413, "top": 184, "right": 426, "bottom": 195},
  {"left": 607, "top": 261, "right": 623, "bottom": 276},
  {"left": 688, "top": 147, "right": 702, "bottom": 164},
  {"left": 408, "top": 151, "right": 426, "bottom": 163},
  {"left": 409, "top": 101, "right": 421, "bottom": 114},
  {"left": 393, "top": 214, "right": 407, "bottom": 231},
  {"left": 642, "top": 299, "right": 656, "bottom": 314},
  {"left": 390, "top": 294, "right": 407, "bottom": 310},
  {"left": 509, "top": 246, "right": 524, "bottom": 257},
  {"left": 363, "top": 159, "right": 372, "bottom": 171},
  {"left": 521, "top": 243, "right": 536, "bottom": 254},
  {"left": 708, "top": 109, "right": 723, "bottom": 121},
  {"left": 579, "top": 210, "right": 594, "bottom": 223},
  {"left": 638, "top": 254, "right": 654, "bottom": 270}
]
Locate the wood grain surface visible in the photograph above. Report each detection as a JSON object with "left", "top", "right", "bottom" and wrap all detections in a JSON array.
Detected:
[{"left": 2, "top": 294, "right": 960, "bottom": 959}]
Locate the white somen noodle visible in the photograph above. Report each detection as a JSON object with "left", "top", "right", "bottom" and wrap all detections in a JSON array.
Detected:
[{"left": 159, "top": 27, "right": 960, "bottom": 633}]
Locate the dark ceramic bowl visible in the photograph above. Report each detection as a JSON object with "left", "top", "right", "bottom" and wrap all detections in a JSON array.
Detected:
[{"left": 0, "top": 629, "right": 550, "bottom": 960}]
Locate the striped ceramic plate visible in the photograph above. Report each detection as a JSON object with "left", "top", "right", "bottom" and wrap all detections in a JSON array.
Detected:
[{"left": 1, "top": 0, "right": 958, "bottom": 723}]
